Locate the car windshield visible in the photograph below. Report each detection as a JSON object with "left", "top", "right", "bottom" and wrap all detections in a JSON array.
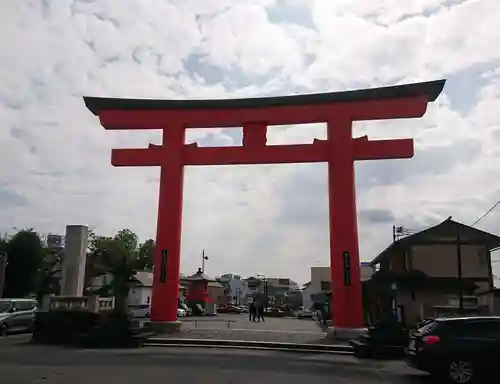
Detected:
[{"left": 0, "top": 301, "right": 12, "bottom": 313}]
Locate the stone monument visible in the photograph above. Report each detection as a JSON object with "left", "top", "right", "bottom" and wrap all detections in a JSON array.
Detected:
[{"left": 60, "top": 225, "right": 88, "bottom": 296}]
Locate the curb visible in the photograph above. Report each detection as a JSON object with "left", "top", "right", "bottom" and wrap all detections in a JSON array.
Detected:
[{"left": 145, "top": 337, "right": 353, "bottom": 354}]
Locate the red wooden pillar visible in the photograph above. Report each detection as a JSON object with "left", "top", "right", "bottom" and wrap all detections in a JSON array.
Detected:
[
  {"left": 150, "top": 125, "right": 186, "bottom": 324},
  {"left": 327, "top": 116, "right": 363, "bottom": 329}
]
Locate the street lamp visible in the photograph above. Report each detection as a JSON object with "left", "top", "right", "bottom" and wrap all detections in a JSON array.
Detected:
[
  {"left": 257, "top": 274, "right": 268, "bottom": 297},
  {"left": 201, "top": 250, "right": 209, "bottom": 273}
]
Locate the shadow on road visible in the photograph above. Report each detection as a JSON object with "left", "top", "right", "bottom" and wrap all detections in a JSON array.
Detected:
[{"left": 0, "top": 339, "right": 433, "bottom": 383}]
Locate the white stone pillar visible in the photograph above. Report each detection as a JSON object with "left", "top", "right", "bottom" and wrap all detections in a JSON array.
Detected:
[{"left": 61, "top": 225, "right": 88, "bottom": 296}]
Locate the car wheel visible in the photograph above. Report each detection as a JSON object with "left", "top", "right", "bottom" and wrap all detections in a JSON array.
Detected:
[
  {"left": 448, "top": 359, "right": 474, "bottom": 384},
  {"left": 0, "top": 324, "right": 8, "bottom": 337}
]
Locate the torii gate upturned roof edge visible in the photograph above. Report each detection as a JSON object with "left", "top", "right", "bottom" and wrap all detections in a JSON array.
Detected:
[{"left": 83, "top": 79, "right": 445, "bottom": 115}]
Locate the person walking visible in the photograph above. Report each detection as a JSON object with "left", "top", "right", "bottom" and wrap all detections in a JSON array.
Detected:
[
  {"left": 249, "top": 301, "right": 256, "bottom": 322},
  {"left": 257, "top": 305, "right": 265, "bottom": 323},
  {"left": 320, "top": 303, "right": 328, "bottom": 326},
  {"left": 313, "top": 301, "right": 325, "bottom": 326}
]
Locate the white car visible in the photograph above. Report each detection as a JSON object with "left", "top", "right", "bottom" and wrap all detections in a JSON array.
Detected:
[{"left": 177, "top": 308, "right": 187, "bottom": 317}]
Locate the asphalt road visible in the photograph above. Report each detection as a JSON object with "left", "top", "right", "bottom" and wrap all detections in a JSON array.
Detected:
[{"left": 0, "top": 336, "right": 430, "bottom": 384}]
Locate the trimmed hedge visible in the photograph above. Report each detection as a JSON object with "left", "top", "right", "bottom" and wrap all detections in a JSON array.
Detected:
[{"left": 33, "top": 311, "right": 153, "bottom": 348}]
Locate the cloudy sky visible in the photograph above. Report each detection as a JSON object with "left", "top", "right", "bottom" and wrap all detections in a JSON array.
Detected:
[{"left": 2, "top": 0, "right": 500, "bottom": 284}]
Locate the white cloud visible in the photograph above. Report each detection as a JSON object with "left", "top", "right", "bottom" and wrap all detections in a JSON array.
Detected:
[{"left": 2, "top": 0, "right": 500, "bottom": 283}]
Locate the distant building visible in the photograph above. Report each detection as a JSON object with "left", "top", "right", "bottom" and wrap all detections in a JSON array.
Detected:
[
  {"left": 47, "top": 234, "right": 63, "bottom": 250},
  {"left": 301, "top": 281, "right": 314, "bottom": 309},
  {"left": 216, "top": 273, "right": 248, "bottom": 305},
  {"left": 245, "top": 276, "right": 302, "bottom": 308},
  {"left": 127, "top": 271, "right": 153, "bottom": 306},
  {"left": 302, "top": 264, "right": 373, "bottom": 309}
]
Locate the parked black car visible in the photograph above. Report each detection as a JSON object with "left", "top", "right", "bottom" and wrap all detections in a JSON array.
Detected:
[{"left": 405, "top": 316, "right": 500, "bottom": 383}]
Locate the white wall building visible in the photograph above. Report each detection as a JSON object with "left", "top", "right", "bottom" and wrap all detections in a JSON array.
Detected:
[
  {"left": 302, "top": 264, "right": 374, "bottom": 308},
  {"left": 265, "top": 277, "right": 300, "bottom": 291},
  {"left": 218, "top": 273, "right": 249, "bottom": 305},
  {"left": 301, "top": 282, "right": 314, "bottom": 309},
  {"left": 127, "top": 271, "right": 153, "bottom": 306},
  {"left": 89, "top": 271, "right": 186, "bottom": 307}
]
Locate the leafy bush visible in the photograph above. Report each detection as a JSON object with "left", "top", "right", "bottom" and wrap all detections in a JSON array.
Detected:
[
  {"left": 33, "top": 310, "right": 99, "bottom": 344},
  {"left": 33, "top": 310, "right": 153, "bottom": 348}
]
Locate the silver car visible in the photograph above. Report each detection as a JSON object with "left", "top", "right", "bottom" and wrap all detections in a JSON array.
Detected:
[{"left": 0, "top": 299, "right": 37, "bottom": 336}]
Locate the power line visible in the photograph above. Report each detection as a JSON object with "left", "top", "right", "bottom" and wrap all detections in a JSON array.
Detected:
[{"left": 471, "top": 199, "right": 500, "bottom": 227}]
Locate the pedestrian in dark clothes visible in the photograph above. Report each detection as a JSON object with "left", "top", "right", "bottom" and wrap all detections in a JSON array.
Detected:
[
  {"left": 249, "top": 302, "right": 256, "bottom": 322},
  {"left": 257, "top": 306, "right": 265, "bottom": 322}
]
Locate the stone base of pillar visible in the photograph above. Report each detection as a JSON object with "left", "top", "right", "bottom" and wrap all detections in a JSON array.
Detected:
[
  {"left": 150, "top": 321, "right": 182, "bottom": 334},
  {"left": 326, "top": 327, "right": 367, "bottom": 341}
]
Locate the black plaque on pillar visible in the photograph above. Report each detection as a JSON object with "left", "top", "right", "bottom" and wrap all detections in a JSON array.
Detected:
[
  {"left": 159, "top": 249, "right": 167, "bottom": 283},
  {"left": 343, "top": 251, "right": 351, "bottom": 286}
]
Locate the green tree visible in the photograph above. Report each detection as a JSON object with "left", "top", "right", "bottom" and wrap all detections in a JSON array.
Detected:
[
  {"left": 4, "top": 229, "right": 45, "bottom": 298},
  {"left": 34, "top": 243, "right": 63, "bottom": 304},
  {"left": 114, "top": 229, "right": 139, "bottom": 254},
  {"left": 84, "top": 230, "right": 108, "bottom": 292},
  {"left": 137, "top": 239, "right": 155, "bottom": 271},
  {"left": 92, "top": 229, "right": 140, "bottom": 313}
]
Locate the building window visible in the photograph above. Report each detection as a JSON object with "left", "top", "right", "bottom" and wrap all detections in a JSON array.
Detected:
[{"left": 147, "top": 297, "right": 150, "bottom": 304}]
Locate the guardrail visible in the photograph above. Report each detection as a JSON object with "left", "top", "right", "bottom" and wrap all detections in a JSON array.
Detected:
[{"left": 183, "top": 318, "right": 237, "bottom": 329}]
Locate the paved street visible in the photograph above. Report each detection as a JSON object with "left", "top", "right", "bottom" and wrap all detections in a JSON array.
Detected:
[
  {"left": 0, "top": 336, "right": 430, "bottom": 383},
  {"left": 173, "top": 313, "right": 332, "bottom": 343},
  {"left": 184, "top": 313, "right": 323, "bottom": 332}
]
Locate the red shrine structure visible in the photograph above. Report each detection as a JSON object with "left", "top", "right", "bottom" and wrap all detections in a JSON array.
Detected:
[
  {"left": 84, "top": 79, "right": 445, "bottom": 331},
  {"left": 184, "top": 268, "right": 214, "bottom": 305}
]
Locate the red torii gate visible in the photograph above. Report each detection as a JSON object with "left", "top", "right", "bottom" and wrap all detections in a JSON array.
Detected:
[{"left": 84, "top": 79, "right": 445, "bottom": 331}]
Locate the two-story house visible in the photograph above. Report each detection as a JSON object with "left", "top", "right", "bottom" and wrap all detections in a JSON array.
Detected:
[{"left": 367, "top": 218, "right": 500, "bottom": 327}]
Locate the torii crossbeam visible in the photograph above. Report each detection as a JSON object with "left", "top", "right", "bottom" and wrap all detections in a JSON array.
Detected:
[{"left": 84, "top": 79, "right": 445, "bottom": 332}]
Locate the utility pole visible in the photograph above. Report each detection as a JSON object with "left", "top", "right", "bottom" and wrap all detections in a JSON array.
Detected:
[
  {"left": 392, "top": 225, "right": 396, "bottom": 243},
  {"left": 201, "top": 250, "right": 209, "bottom": 273},
  {"left": 456, "top": 223, "right": 464, "bottom": 313}
]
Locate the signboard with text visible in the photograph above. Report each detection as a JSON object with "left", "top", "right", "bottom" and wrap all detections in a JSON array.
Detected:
[
  {"left": 343, "top": 251, "right": 351, "bottom": 286},
  {"left": 159, "top": 249, "right": 167, "bottom": 283}
]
